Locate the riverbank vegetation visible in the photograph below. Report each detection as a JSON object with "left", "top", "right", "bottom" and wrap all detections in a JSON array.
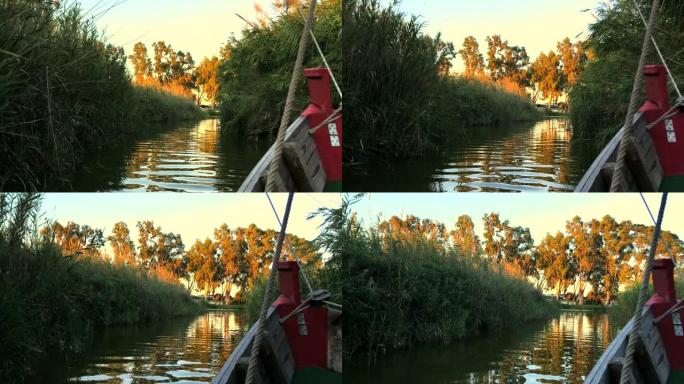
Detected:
[
  {"left": 217, "top": 0, "right": 341, "bottom": 140},
  {"left": 0, "top": 1, "right": 204, "bottom": 191},
  {"left": 0, "top": 193, "right": 327, "bottom": 380},
  {"left": 0, "top": 194, "right": 202, "bottom": 381},
  {"left": 570, "top": 0, "right": 684, "bottom": 146},
  {"left": 344, "top": 197, "right": 684, "bottom": 363},
  {"left": 43, "top": 218, "right": 321, "bottom": 303},
  {"left": 344, "top": 0, "right": 550, "bottom": 162},
  {"left": 344, "top": 0, "right": 596, "bottom": 164},
  {"left": 343, "top": 196, "right": 558, "bottom": 363}
]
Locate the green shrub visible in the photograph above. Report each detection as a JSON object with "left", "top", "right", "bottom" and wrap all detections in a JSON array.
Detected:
[
  {"left": 217, "top": 0, "right": 341, "bottom": 140},
  {"left": 569, "top": 0, "right": 684, "bottom": 147}
]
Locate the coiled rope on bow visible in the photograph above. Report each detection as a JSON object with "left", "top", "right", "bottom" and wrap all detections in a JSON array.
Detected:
[
  {"left": 610, "top": 0, "right": 662, "bottom": 192},
  {"left": 265, "top": 0, "right": 318, "bottom": 192},
  {"left": 619, "top": 193, "right": 668, "bottom": 384},
  {"left": 245, "top": 192, "right": 295, "bottom": 384}
]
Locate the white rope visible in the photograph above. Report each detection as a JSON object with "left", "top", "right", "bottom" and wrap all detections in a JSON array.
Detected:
[
  {"left": 296, "top": 6, "right": 343, "bottom": 100},
  {"left": 646, "top": 99, "right": 684, "bottom": 130},
  {"left": 308, "top": 106, "right": 342, "bottom": 134},
  {"left": 265, "top": 192, "right": 314, "bottom": 295},
  {"left": 632, "top": 0, "right": 683, "bottom": 99}
]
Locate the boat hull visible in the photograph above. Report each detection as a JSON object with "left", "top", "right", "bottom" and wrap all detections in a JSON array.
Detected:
[
  {"left": 575, "top": 113, "right": 664, "bottom": 192},
  {"left": 585, "top": 308, "right": 670, "bottom": 384}
]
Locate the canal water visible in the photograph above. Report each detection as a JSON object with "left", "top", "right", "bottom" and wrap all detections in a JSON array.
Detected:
[
  {"left": 347, "top": 310, "right": 621, "bottom": 383},
  {"left": 30, "top": 310, "right": 247, "bottom": 383},
  {"left": 71, "top": 118, "right": 269, "bottom": 192},
  {"left": 345, "top": 118, "right": 599, "bottom": 192}
]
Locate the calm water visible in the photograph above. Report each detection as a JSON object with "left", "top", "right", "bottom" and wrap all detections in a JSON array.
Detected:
[
  {"left": 345, "top": 118, "right": 599, "bottom": 192},
  {"left": 31, "top": 310, "right": 247, "bottom": 383},
  {"left": 72, "top": 118, "right": 268, "bottom": 192},
  {"left": 347, "top": 310, "right": 622, "bottom": 384}
]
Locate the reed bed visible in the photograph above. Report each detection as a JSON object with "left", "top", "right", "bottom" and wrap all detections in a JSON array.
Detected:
[
  {"left": 0, "top": 0, "right": 203, "bottom": 191},
  {"left": 343, "top": 0, "right": 541, "bottom": 162},
  {"left": 341, "top": 205, "right": 557, "bottom": 364},
  {"left": 0, "top": 194, "right": 202, "bottom": 381},
  {"left": 218, "top": 0, "right": 341, "bottom": 140}
]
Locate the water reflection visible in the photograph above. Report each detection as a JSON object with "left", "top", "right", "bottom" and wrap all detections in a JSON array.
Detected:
[
  {"left": 32, "top": 310, "right": 247, "bottom": 383},
  {"left": 73, "top": 119, "right": 268, "bottom": 192},
  {"left": 345, "top": 118, "right": 598, "bottom": 192},
  {"left": 347, "top": 311, "right": 621, "bottom": 383}
]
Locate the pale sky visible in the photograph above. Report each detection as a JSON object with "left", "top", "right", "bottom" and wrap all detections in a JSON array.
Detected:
[
  {"left": 394, "top": 0, "right": 600, "bottom": 72},
  {"left": 41, "top": 193, "right": 341, "bottom": 245},
  {"left": 73, "top": 0, "right": 278, "bottom": 64},
  {"left": 352, "top": 193, "right": 683, "bottom": 244}
]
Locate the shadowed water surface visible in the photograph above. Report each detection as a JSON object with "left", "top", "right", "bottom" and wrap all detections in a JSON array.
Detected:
[
  {"left": 345, "top": 118, "right": 599, "bottom": 192},
  {"left": 72, "top": 118, "right": 268, "bottom": 192},
  {"left": 31, "top": 310, "right": 247, "bottom": 383},
  {"left": 347, "top": 310, "right": 622, "bottom": 383}
]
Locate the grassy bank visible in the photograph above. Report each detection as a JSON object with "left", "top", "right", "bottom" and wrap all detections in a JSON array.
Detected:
[
  {"left": 217, "top": 0, "right": 341, "bottom": 140},
  {"left": 343, "top": 207, "right": 556, "bottom": 364},
  {"left": 0, "top": 194, "right": 203, "bottom": 381},
  {"left": 130, "top": 85, "right": 205, "bottom": 123},
  {"left": 570, "top": 0, "right": 684, "bottom": 148},
  {"left": 428, "top": 77, "right": 541, "bottom": 138},
  {"left": 344, "top": 0, "right": 541, "bottom": 162},
  {"left": 559, "top": 303, "right": 607, "bottom": 311},
  {"left": 0, "top": 1, "right": 203, "bottom": 190}
]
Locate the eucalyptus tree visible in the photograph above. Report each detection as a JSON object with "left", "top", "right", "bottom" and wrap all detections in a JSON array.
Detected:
[
  {"left": 451, "top": 215, "right": 480, "bottom": 259},
  {"left": 459, "top": 36, "right": 485, "bottom": 78},
  {"left": 42, "top": 221, "right": 105, "bottom": 258},
  {"left": 536, "top": 231, "right": 571, "bottom": 299},
  {"left": 108, "top": 222, "right": 136, "bottom": 266},
  {"left": 187, "top": 238, "right": 222, "bottom": 298}
]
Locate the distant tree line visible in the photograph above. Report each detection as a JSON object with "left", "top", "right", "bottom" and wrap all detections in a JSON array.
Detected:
[
  {"left": 459, "top": 35, "right": 589, "bottom": 105},
  {"left": 40, "top": 220, "right": 320, "bottom": 301},
  {"left": 373, "top": 213, "right": 683, "bottom": 305},
  {"left": 129, "top": 41, "right": 220, "bottom": 107}
]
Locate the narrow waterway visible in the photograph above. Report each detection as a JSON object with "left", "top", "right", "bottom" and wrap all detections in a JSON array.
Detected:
[
  {"left": 347, "top": 310, "right": 621, "bottom": 383},
  {"left": 30, "top": 310, "right": 247, "bottom": 383},
  {"left": 71, "top": 118, "right": 269, "bottom": 192},
  {"left": 345, "top": 118, "right": 599, "bottom": 192}
]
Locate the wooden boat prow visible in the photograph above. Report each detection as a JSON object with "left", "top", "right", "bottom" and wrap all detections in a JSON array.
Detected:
[
  {"left": 213, "top": 261, "right": 342, "bottom": 384},
  {"left": 584, "top": 308, "right": 670, "bottom": 384},
  {"left": 586, "top": 259, "right": 684, "bottom": 384},
  {"left": 575, "top": 112, "right": 664, "bottom": 192},
  {"left": 238, "top": 68, "right": 342, "bottom": 192},
  {"left": 213, "top": 306, "right": 294, "bottom": 384},
  {"left": 238, "top": 116, "right": 327, "bottom": 192}
]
